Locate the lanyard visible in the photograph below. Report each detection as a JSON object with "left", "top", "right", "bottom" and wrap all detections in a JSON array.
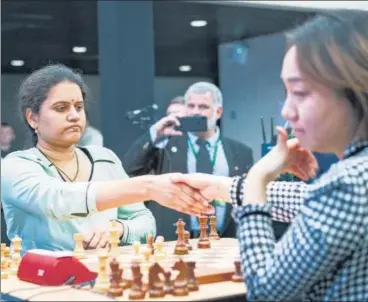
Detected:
[{"left": 188, "top": 136, "right": 221, "bottom": 167}]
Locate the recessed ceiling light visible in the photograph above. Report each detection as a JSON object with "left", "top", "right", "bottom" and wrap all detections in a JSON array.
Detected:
[
  {"left": 72, "top": 46, "right": 87, "bottom": 53},
  {"left": 179, "top": 65, "right": 192, "bottom": 72},
  {"left": 10, "top": 60, "right": 24, "bottom": 67},
  {"left": 190, "top": 20, "right": 207, "bottom": 27}
]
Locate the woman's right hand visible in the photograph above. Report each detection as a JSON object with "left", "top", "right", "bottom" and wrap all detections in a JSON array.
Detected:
[{"left": 147, "top": 173, "right": 214, "bottom": 216}]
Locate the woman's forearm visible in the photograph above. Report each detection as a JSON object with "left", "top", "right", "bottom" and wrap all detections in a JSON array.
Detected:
[{"left": 95, "top": 175, "right": 154, "bottom": 211}]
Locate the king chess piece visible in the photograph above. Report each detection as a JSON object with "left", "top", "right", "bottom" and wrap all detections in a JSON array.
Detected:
[
  {"left": 174, "top": 219, "right": 189, "bottom": 255},
  {"left": 197, "top": 216, "right": 211, "bottom": 249}
]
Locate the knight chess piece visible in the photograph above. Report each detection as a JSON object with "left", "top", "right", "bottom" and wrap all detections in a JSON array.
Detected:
[
  {"left": 172, "top": 259, "right": 189, "bottom": 296},
  {"left": 148, "top": 263, "right": 165, "bottom": 298},
  {"left": 186, "top": 261, "right": 199, "bottom": 291},
  {"left": 197, "top": 216, "right": 211, "bottom": 249},
  {"left": 209, "top": 215, "right": 220, "bottom": 240},
  {"left": 231, "top": 260, "right": 243, "bottom": 282},
  {"left": 108, "top": 258, "right": 123, "bottom": 297},
  {"left": 174, "top": 219, "right": 189, "bottom": 255}
]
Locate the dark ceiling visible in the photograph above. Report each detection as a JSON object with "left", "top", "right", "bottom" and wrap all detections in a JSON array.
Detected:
[{"left": 1, "top": 1, "right": 314, "bottom": 78}]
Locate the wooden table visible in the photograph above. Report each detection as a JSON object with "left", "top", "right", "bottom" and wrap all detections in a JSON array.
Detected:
[
  {"left": 1, "top": 238, "right": 247, "bottom": 301},
  {"left": 1, "top": 277, "right": 246, "bottom": 301}
]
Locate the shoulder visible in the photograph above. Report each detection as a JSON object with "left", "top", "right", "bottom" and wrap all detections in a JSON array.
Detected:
[
  {"left": 2, "top": 148, "right": 40, "bottom": 166},
  {"left": 221, "top": 136, "right": 252, "bottom": 153},
  {"left": 310, "top": 150, "right": 368, "bottom": 199}
]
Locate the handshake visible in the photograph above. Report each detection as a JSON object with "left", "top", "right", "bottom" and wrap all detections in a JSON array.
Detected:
[
  {"left": 146, "top": 173, "right": 233, "bottom": 217},
  {"left": 145, "top": 126, "right": 319, "bottom": 217}
]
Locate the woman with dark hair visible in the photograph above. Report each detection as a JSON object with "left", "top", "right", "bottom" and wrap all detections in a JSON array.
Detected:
[
  {"left": 1, "top": 64, "right": 211, "bottom": 252},
  {"left": 173, "top": 10, "right": 368, "bottom": 301}
]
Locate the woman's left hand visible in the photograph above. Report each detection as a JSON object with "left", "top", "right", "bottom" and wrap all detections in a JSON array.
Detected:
[{"left": 249, "top": 127, "right": 318, "bottom": 184}]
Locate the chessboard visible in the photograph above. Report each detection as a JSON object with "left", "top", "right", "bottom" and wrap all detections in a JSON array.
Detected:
[
  {"left": 1, "top": 217, "right": 246, "bottom": 301},
  {"left": 80, "top": 237, "right": 241, "bottom": 286}
]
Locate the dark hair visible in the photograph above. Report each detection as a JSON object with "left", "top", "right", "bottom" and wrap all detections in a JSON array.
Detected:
[
  {"left": 286, "top": 9, "right": 368, "bottom": 138},
  {"left": 18, "top": 64, "right": 89, "bottom": 145},
  {"left": 169, "top": 96, "right": 185, "bottom": 106}
]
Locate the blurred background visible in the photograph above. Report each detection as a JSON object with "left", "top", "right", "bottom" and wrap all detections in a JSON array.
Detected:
[{"left": 1, "top": 1, "right": 366, "bottom": 160}]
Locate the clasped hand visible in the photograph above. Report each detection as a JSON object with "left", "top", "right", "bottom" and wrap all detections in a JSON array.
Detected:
[{"left": 151, "top": 127, "right": 318, "bottom": 211}]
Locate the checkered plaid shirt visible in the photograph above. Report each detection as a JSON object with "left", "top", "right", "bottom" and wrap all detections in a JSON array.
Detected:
[{"left": 231, "top": 140, "right": 368, "bottom": 301}]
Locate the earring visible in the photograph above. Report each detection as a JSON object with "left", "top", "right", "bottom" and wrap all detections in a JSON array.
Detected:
[{"left": 35, "top": 129, "right": 38, "bottom": 134}]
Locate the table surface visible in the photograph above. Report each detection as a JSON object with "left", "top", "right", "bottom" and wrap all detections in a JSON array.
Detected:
[{"left": 1, "top": 238, "right": 247, "bottom": 301}]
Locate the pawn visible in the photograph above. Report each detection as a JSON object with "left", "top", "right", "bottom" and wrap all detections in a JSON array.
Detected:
[
  {"left": 231, "top": 260, "right": 243, "bottom": 282},
  {"left": 153, "top": 236, "right": 166, "bottom": 261},
  {"left": 141, "top": 247, "right": 152, "bottom": 271},
  {"left": 10, "top": 235, "right": 22, "bottom": 275},
  {"left": 1, "top": 248, "right": 9, "bottom": 279},
  {"left": 146, "top": 234, "right": 154, "bottom": 255},
  {"left": 163, "top": 270, "right": 173, "bottom": 295},
  {"left": 132, "top": 241, "right": 143, "bottom": 263},
  {"left": 186, "top": 261, "right": 199, "bottom": 291},
  {"left": 184, "top": 231, "right": 192, "bottom": 251}
]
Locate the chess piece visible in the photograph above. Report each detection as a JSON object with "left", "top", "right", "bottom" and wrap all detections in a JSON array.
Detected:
[
  {"left": 73, "top": 233, "right": 86, "bottom": 259},
  {"left": 186, "top": 261, "right": 199, "bottom": 291},
  {"left": 1, "top": 247, "right": 9, "bottom": 279},
  {"left": 153, "top": 236, "right": 166, "bottom": 261},
  {"left": 132, "top": 241, "right": 143, "bottom": 263},
  {"left": 231, "top": 260, "right": 243, "bottom": 282},
  {"left": 4, "top": 247, "right": 11, "bottom": 269},
  {"left": 108, "top": 258, "right": 123, "bottom": 297},
  {"left": 129, "top": 261, "right": 146, "bottom": 300},
  {"left": 184, "top": 231, "right": 192, "bottom": 250},
  {"left": 119, "top": 267, "right": 129, "bottom": 290},
  {"left": 171, "top": 259, "right": 189, "bottom": 296},
  {"left": 108, "top": 220, "right": 120, "bottom": 257},
  {"left": 141, "top": 247, "right": 152, "bottom": 271},
  {"left": 146, "top": 234, "right": 154, "bottom": 255},
  {"left": 148, "top": 263, "right": 165, "bottom": 298},
  {"left": 9, "top": 235, "right": 22, "bottom": 275},
  {"left": 163, "top": 270, "right": 173, "bottom": 295},
  {"left": 209, "top": 215, "right": 220, "bottom": 240},
  {"left": 197, "top": 216, "right": 211, "bottom": 249},
  {"left": 94, "top": 250, "right": 109, "bottom": 293},
  {"left": 174, "top": 219, "right": 189, "bottom": 255}
]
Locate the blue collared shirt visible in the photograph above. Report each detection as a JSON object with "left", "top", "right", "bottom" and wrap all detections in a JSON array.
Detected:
[{"left": 1, "top": 146, "right": 156, "bottom": 253}]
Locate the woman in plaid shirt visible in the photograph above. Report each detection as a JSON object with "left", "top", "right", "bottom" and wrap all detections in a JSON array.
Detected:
[{"left": 174, "top": 9, "right": 368, "bottom": 301}]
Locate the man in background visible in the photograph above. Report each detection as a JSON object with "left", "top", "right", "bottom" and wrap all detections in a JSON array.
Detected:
[
  {"left": 1, "top": 122, "right": 15, "bottom": 244},
  {"left": 124, "top": 82, "right": 254, "bottom": 240},
  {"left": 0, "top": 122, "right": 15, "bottom": 158},
  {"left": 79, "top": 125, "right": 104, "bottom": 147},
  {"left": 166, "top": 96, "right": 186, "bottom": 117}
]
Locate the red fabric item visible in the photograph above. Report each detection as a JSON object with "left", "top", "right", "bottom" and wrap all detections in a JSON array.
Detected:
[{"left": 17, "top": 250, "right": 97, "bottom": 286}]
